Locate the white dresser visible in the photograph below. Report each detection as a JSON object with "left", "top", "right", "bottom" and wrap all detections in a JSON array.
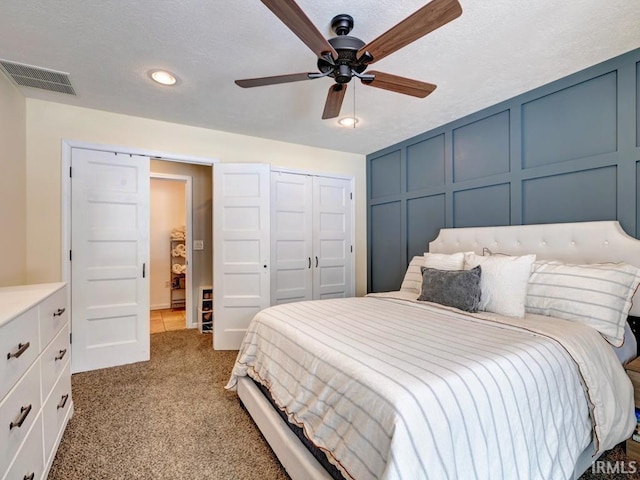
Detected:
[{"left": 0, "top": 283, "right": 72, "bottom": 480}]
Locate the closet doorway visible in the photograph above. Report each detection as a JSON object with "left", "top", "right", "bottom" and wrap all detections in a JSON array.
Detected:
[
  {"left": 149, "top": 173, "right": 192, "bottom": 333},
  {"left": 149, "top": 158, "right": 214, "bottom": 338}
]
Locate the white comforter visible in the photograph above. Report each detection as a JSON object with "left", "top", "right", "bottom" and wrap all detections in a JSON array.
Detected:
[{"left": 226, "top": 294, "right": 634, "bottom": 480}]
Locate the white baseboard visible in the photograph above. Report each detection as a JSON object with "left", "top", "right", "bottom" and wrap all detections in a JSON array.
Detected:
[{"left": 151, "top": 303, "right": 170, "bottom": 311}]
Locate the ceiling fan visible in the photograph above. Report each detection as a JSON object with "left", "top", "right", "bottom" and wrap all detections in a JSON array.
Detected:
[{"left": 235, "top": 0, "right": 463, "bottom": 120}]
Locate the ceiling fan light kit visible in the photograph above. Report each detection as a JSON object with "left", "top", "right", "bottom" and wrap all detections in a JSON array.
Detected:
[
  {"left": 236, "top": 0, "right": 462, "bottom": 121},
  {"left": 338, "top": 116, "right": 359, "bottom": 127}
]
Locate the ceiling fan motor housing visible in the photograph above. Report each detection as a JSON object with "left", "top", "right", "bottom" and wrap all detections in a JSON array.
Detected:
[{"left": 318, "top": 32, "right": 368, "bottom": 84}]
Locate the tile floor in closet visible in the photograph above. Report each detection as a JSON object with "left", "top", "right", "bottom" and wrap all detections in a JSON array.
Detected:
[{"left": 150, "top": 309, "right": 186, "bottom": 333}]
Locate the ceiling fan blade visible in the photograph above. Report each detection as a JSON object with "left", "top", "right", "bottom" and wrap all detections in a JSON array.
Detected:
[
  {"left": 358, "top": 0, "right": 462, "bottom": 64},
  {"left": 362, "top": 71, "right": 436, "bottom": 98},
  {"left": 235, "top": 72, "right": 314, "bottom": 88},
  {"left": 260, "top": 0, "right": 338, "bottom": 60},
  {"left": 322, "top": 84, "right": 347, "bottom": 119}
]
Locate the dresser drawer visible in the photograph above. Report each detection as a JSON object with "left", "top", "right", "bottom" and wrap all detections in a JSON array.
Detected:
[
  {"left": 3, "top": 413, "right": 44, "bottom": 480},
  {"left": 0, "top": 360, "right": 42, "bottom": 473},
  {"left": 42, "top": 362, "right": 72, "bottom": 465},
  {"left": 0, "top": 308, "right": 39, "bottom": 401},
  {"left": 39, "top": 287, "right": 67, "bottom": 350},
  {"left": 40, "top": 324, "right": 70, "bottom": 402}
]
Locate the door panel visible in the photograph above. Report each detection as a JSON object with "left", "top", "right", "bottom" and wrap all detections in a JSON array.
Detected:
[
  {"left": 313, "top": 176, "right": 353, "bottom": 299},
  {"left": 270, "top": 172, "right": 313, "bottom": 305},
  {"left": 71, "top": 149, "right": 150, "bottom": 373},
  {"left": 214, "top": 164, "right": 270, "bottom": 349}
]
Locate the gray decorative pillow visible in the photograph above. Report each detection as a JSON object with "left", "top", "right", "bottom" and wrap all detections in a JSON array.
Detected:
[{"left": 418, "top": 266, "right": 482, "bottom": 313}]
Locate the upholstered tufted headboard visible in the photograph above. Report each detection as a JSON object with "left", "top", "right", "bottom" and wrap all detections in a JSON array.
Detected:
[{"left": 429, "top": 221, "right": 640, "bottom": 317}]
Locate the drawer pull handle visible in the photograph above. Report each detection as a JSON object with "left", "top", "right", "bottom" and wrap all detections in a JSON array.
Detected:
[
  {"left": 9, "top": 404, "right": 32, "bottom": 430},
  {"left": 55, "top": 348, "right": 67, "bottom": 361},
  {"left": 53, "top": 307, "right": 66, "bottom": 317},
  {"left": 24, "top": 473, "right": 35, "bottom": 480},
  {"left": 57, "top": 393, "right": 70, "bottom": 410},
  {"left": 7, "top": 342, "right": 30, "bottom": 360}
]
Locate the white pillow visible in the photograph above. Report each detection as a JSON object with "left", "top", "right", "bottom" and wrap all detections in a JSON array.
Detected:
[
  {"left": 464, "top": 253, "right": 536, "bottom": 318},
  {"left": 525, "top": 260, "right": 640, "bottom": 347},
  {"left": 400, "top": 256, "right": 425, "bottom": 295},
  {"left": 423, "top": 252, "right": 467, "bottom": 270}
]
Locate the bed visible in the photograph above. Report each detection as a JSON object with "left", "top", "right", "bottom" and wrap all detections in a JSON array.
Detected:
[{"left": 226, "top": 221, "right": 640, "bottom": 480}]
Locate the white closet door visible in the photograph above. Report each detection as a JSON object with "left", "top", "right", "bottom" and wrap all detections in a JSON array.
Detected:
[
  {"left": 71, "top": 148, "right": 150, "bottom": 373},
  {"left": 270, "top": 172, "right": 313, "bottom": 305},
  {"left": 312, "top": 176, "right": 353, "bottom": 299},
  {"left": 213, "top": 163, "right": 270, "bottom": 350}
]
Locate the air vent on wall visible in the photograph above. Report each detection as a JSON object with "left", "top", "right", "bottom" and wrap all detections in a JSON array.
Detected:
[{"left": 0, "top": 59, "right": 76, "bottom": 95}]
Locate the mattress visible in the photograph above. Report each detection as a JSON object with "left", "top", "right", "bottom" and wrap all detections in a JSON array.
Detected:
[{"left": 227, "top": 294, "right": 635, "bottom": 480}]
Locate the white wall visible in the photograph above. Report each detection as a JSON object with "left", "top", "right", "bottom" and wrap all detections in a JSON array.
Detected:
[
  {"left": 0, "top": 73, "right": 26, "bottom": 286},
  {"left": 150, "top": 178, "right": 186, "bottom": 309},
  {"left": 25, "top": 99, "right": 368, "bottom": 295}
]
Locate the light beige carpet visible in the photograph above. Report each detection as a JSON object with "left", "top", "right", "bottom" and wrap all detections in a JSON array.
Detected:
[
  {"left": 48, "top": 329, "right": 289, "bottom": 480},
  {"left": 48, "top": 328, "right": 638, "bottom": 480}
]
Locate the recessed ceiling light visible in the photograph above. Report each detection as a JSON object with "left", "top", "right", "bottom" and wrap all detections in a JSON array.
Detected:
[
  {"left": 338, "top": 116, "right": 359, "bottom": 127},
  {"left": 150, "top": 70, "right": 177, "bottom": 86}
]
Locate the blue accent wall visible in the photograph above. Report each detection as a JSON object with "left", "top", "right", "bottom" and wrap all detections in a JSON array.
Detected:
[{"left": 366, "top": 48, "right": 640, "bottom": 293}]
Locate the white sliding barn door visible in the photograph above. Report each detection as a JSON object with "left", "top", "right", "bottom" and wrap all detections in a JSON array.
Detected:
[
  {"left": 213, "top": 163, "right": 270, "bottom": 350},
  {"left": 312, "top": 176, "right": 353, "bottom": 299},
  {"left": 71, "top": 148, "right": 150, "bottom": 373},
  {"left": 271, "top": 172, "right": 313, "bottom": 305}
]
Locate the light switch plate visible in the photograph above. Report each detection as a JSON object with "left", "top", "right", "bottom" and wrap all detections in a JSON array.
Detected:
[{"left": 193, "top": 240, "right": 204, "bottom": 250}]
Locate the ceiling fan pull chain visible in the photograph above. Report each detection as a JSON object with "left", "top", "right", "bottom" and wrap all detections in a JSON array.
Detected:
[{"left": 353, "top": 80, "right": 356, "bottom": 128}]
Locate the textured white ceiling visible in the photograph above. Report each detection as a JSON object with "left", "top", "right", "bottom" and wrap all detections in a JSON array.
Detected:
[{"left": 1, "top": 0, "right": 639, "bottom": 155}]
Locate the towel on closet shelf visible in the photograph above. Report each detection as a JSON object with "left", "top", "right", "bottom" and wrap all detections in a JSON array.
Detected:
[
  {"left": 172, "top": 243, "right": 186, "bottom": 257},
  {"left": 172, "top": 263, "right": 186, "bottom": 275},
  {"left": 171, "top": 225, "right": 186, "bottom": 241}
]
